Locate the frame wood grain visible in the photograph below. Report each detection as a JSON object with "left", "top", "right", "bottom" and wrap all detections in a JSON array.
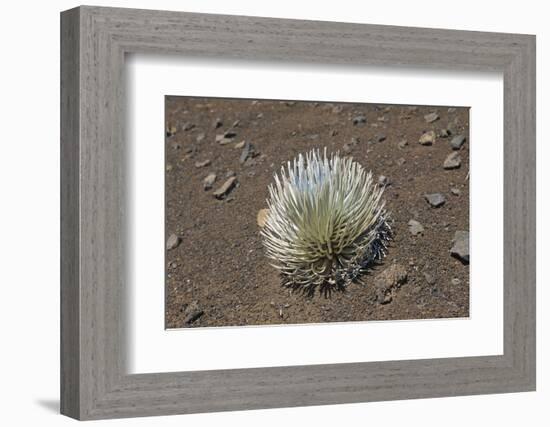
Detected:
[{"left": 60, "top": 5, "right": 536, "bottom": 420}]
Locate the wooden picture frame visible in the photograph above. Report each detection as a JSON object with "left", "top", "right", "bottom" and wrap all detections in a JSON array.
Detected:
[{"left": 60, "top": 5, "right": 536, "bottom": 420}]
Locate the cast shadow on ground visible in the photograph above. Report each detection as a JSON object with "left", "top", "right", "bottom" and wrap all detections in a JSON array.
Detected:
[{"left": 35, "top": 399, "right": 59, "bottom": 414}]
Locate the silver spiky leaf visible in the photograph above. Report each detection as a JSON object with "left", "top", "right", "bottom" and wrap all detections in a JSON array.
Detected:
[{"left": 261, "top": 149, "right": 390, "bottom": 295}]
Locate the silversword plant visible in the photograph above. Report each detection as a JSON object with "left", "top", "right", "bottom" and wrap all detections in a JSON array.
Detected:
[{"left": 261, "top": 149, "right": 390, "bottom": 295}]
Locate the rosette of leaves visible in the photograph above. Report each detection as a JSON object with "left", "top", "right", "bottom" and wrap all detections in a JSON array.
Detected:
[{"left": 261, "top": 149, "right": 390, "bottom": 295}]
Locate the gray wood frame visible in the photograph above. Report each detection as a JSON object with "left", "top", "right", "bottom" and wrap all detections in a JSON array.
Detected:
[{"left": 60, "top": 5, "right": 536, "bottom": 420}]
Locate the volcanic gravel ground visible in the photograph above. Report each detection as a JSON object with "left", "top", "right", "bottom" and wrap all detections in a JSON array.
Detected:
[{"left": 165, "top": 97, "right": 470, "bottom": 328}]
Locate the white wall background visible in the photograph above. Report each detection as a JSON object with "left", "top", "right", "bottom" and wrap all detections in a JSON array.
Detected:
[{"left": 0, "top": 0, "right": 546, "bottom": 425}]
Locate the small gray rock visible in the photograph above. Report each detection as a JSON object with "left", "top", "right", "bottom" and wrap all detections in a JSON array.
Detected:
[
  {"left": 182, "top": 301, "right": 204, "bottom": 326},
  {"left": 450, "top": 230, "right": 469, "bottom": 263},
  {"left": 408, "top": 219, "right": 424, "bottom": 236},
  {"left": 213, "top": 177, "right": 237, "bottom": 200},
  {"left": 375, "top": 264, "right": 408, "bottom": 304},
  {"left": 182, "top": 122, "right": 195, "bottom": 131},
  {"left": 451, "top": 187, "right": 461, "bottom": 196},
  {"left": 239, "top": 142, "right": 257, "bottom": 164},
  {"left": 396, "top": 157, "right": 406, "bottom": 166},
  {"left": 424, "top": 112, "right": 440, "bottom": 123},
  {"left": 213, "top": 118, "right": 223, "bottom": 128},
  {"left": 443, "top": 152, "right": 462, "bottom": 169},
  {"left": 194, "top": 159, "right": 211, "bottom": 168},
  {"left": 257, "top": 208, "right": 270, "bottom": 228},
  {"left": 451, "top": 278, "right": 461, "bottom": 286},
  {"left": 424, "top": 193, "right": 446, "bottom": 207},
  {"left": 166, "top": 234, "right": 181, "bottom": 250},
  {"left": 166, "top": 125, "right": 177, "bottom": 137},
  {"left": 196, "top": 132, "right": 206, "bottom": 143},
  {"left": 352, "top": 115, "right": 367, "bottom": 126},
  {"left": 378, "top": 175, "right": 389, "bottom": 187},
  {"left": 203, "top": 173, "right": 217, "bottom": 190},
  {"left": 376, "top": 134, "right": 387, "bottom": 143},
  {"left": 398, "top": 139, "right": 408, "bottom": 149},
  {"left": 419, "top": 130, "right": 436, "bottom": 145},
  {"left": 215, "top": 134, "right": 233, "bottom": 145},
  {"left": 438, "top": 128, "right": 451, "bottom": 138},
  {"left": 450, "top": 134, "right": 467, "bottom": 150}
]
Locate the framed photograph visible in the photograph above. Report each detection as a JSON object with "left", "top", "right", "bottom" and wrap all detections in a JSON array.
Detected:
[{"left": 60, "top": 6, "right": 536, "bottom": 420}]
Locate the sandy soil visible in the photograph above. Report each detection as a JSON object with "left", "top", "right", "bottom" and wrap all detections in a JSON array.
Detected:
[{"left": 164, "top": 97, "right": 470, "bottom": 328}]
